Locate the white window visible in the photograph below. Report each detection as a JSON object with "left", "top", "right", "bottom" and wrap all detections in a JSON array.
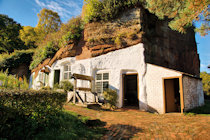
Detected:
[
  {"left": 39, "top": 72, "right": 44, "bottom": 83},
  {"left": 63, "top": 65, "right": 71, "bottom": 80},
  {"left": 39, "top": 72, "right": 49, "bottom": 86},
  {"left": 95, "top": 72, "right": 109, "bottom": 96}
]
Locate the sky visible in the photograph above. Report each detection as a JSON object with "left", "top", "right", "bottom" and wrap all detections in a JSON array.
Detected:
[{"left": 0, "top": 0, "right": 209, "bottom": 73}]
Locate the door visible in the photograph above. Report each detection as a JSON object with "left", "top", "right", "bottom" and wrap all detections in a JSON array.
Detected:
[
  {"left": 164, "top": 78, "right": 180, "bottom": 112},
  {"left": 54, "top": 70, "right": 60, "bottom": 85},
  {"left": 123, "top": 74, "right": 139, "bottom": 107}
]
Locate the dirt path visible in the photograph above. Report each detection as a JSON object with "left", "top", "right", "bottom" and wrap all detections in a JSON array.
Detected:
[{"left": 64, "top": 104, "right": 210, "bottom": 140}]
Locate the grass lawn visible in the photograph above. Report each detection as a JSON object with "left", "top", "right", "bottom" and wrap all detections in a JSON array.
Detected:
[
  {"left": 31, "top": 110, "right": 106, "bottom": 140},
  {"left": 185, "top": 100, "right": 210, "bottom": 116},
  {"left": 1, "top": 109, "right": 106, "bottom": 140}
]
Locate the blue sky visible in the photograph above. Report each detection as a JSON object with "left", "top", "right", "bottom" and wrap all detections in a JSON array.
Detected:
[{"left": 0, "top": 0, "right": 209, "bottom": 72}]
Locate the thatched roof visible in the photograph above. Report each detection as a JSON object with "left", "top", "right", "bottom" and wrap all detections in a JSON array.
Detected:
[{"left": 32, "top": 44, "right": 75, "bottom": 78}]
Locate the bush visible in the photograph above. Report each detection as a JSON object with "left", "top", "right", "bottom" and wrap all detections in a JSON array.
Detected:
[
  {"left": 41, "top": 86, "right": 52, "bottom": 91},
  {"left": 0, "top": 89, "right": 67, "bottom": 139},
  {"left": 114, "top": 37, "right": 122, "bottom": 47},
  {"left": 0, "top": 90, "right": 105, "bottom": 139},
  {"left": 200, "top": 72, "right": 210, "bottom": 97},
  {"left": 103, "top": 88, "right": 118, "bottom": 109},
  {"left": 60, "top": 17, "right": 83, "bottom": 46},
  {"left": 83, "top": 0, "right": 141, "bottom": 23},
  {"left": 53, "top": 81, "right": 74, "bottom": 93},
  {"left": 30, "top": 41, "right": 59, "bottom": 70},
  {"left": 60, "top": 80, "right": 74, "bottom": 92},
  {"left": 83, "top": 0, "right": 103, "bottom": 23},
  {"left": 0, "top": 70, "right": 29, "bottom": 90}
]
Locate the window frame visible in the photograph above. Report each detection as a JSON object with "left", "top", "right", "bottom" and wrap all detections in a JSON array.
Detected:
[
  {"left": 63, "top": 64, "right": 71, "bottom": 80},
  {"left": 39, "top": 72, "right": 49, "bottom": 86},
  {"left": 95, "top": 71, "right": 110, "bottom": 96}
]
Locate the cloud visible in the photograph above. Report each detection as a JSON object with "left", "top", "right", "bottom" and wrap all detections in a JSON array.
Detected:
[
  {"left": 34, "top": 0, "right": 83, "bottom": 22},
  {"left": 200, "top": 63, "right": 210, "bottom": 72}
]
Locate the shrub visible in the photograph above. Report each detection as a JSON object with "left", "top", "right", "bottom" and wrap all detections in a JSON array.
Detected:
[
  {"left": 53, "top": 81, "right": 74, "bottom": 92},
  {"left": 0, "top": 89, "right": 67, "bottom": 139},
  {"left": 60, "top": 80, "right": 74, "bottom": 92},
  {"left": 0, "top": 70, "right": 29, "bottom": 90},
  {"left": 200, "top": 72, "right": 210, "bottom": 97},
  {"left": 103, "top": 88, "right": 118, "bottom": 109},
  {"left": 60, "top": 17, "right": 83, "bottom": 46},
  {"left": 114, "top": 36, "right": 122, "bottom": 47},
  {"left": 83, "top": 0, "right": 142, "bottom": 23},
  {"left": 41, "top": 86, "right": 52, "bottom": 91},
  {"left": 83, "top": 0, "right": 103, "bottom": 23},
  {"left": 30, "top": 41, "right": 59, "bottom": 70}
]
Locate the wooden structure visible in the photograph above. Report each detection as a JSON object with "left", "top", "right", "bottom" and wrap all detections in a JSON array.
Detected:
[{"left": 68, "top": 73, "right": 98, "bottom": 104}]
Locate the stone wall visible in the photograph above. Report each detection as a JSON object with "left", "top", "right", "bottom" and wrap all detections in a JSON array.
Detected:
[{"left": 183, "top": 75, "right": 204, "bottom": 111}]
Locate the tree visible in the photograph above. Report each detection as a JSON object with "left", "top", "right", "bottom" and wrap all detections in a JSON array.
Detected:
[
  {"left": 145, "top": 0, "right": 209, "bottom": 35},
  {"left": 19, "top": 26, "right": 38, "bottom": 48},
  {"left": 83, "top": 0, "right": 103, "bottom": 23},
  {"left": 200, "top": 72, "right": 210, "bottom": 96},
  {"left": 0, "top": 14, "right": 25, "bottom": 53},
  {"left": 36, "top": 8, "right": 62, "bottom": 38}
]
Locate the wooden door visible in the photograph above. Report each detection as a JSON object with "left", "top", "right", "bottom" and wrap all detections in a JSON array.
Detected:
[{"left": 165, "top": 79, "right": 177, "bottom": 112}]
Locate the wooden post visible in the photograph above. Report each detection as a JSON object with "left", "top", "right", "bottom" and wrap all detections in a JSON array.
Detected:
[
  {"left": 179, "top": 76, "right": 184, "bottom": 114},
  {"left": 73, "top": 79, "right": 77, "bottom": 104}
]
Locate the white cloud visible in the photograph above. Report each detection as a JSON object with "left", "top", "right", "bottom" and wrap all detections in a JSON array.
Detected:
[
  {"left": 34, "top": 0, "right": 83, "bottom": 22},
  {"left": 200, "top": 63, "right": 210, "bottom": 72}
]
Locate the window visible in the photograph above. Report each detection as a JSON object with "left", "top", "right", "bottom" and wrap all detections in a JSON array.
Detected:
[
  {"left": 63, "top": 65, "right": 71, "bottom": 80},
  {"left": 39, "top": 72, "right": 49, "bottom": 86},
  {"left": 95, "top": 72, "right": 109, "bottom": 96},
  {"left": 39, "top": 72, "right": 44, "bottom": 82}
]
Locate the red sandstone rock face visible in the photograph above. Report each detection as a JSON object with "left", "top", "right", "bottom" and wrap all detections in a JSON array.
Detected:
[
  {"left": 32, "top": 7, "right": 200, "bottom": 77},
  {"left": 141, "top": 9, "right": 200, "bottom": 76}
]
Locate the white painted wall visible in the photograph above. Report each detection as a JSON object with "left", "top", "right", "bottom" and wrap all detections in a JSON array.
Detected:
[
  {"left": 31, "top": 43, "right": 204, "bottom": 114},
  {"left": 145, "top": 64, "right": 182, "bottom": 114},
  {"left": 47, "top": 44, "right": 146, "bottom": 109}
]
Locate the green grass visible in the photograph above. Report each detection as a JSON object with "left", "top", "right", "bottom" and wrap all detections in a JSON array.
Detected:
[
  {"left": 185, "top": 100, "right": 210, "bottom": 116},
  {"left": 34, "top": 110, "right": 105, "bottom": 140},
  {"left": 1, "top": 109, "right": 105, "bottom": 140}
]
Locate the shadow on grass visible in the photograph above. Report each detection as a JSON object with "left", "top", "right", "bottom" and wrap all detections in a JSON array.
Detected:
[
  {"left": 35, "top": 111, "right": 106, "bottom": 140},
  {"left": 185, "top": 100, "right": 210, "bottom": 115},
  {"left": 103, "top": 124, "right": 143, "bottom": 139},
  {"left": 0, "top": 109, "right": 106, "bottom": 140}
]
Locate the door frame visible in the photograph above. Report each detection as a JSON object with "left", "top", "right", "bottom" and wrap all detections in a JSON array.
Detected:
[
  {"left": 54, "top": 69, "right": 61, "bottom": 85},
  {"left": 122, "top": 73, "right": 139, "bottom": 107},
  {"left": 162, "top": 75, "right": 184, "bottom": 113}
]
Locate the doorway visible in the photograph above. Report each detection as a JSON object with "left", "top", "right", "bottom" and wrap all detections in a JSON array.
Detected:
[
  {"left": 164, "top": 78, "right": 181, "bottom": 113},
  {"left": 54, "top": 70, "right": 60, "bottom": 85},
  {"left": 123, "top": 74, "right": 139, "bottom": 107}
]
